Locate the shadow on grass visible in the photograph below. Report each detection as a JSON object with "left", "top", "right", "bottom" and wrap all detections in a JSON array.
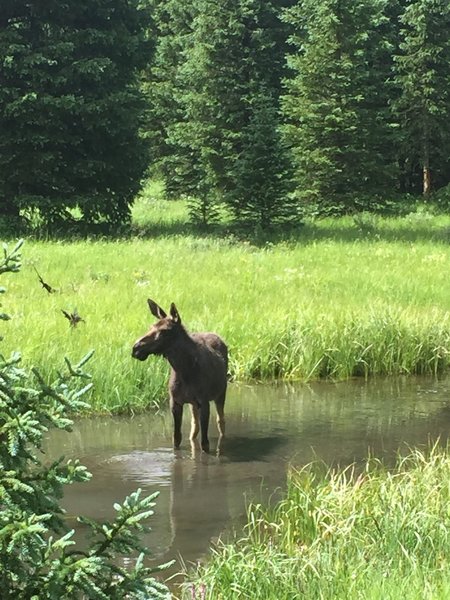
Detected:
[
  {"left": 129, "top": 210, "right": 450, "bottom": 246},
  {"left": 4, "top": 211, "right": 450, "bottom": 248}
]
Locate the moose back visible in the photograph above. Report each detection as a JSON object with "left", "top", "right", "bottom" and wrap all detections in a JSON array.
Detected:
[{"left": 132, "top": 299, "right": 228, "bottom": 452}]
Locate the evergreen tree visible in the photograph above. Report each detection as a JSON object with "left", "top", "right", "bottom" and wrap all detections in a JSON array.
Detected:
[
  {"left": 0, "top": 0, "right": 152, "bottom": 225},
  {"left": 392, "top": 0, "right": 450, "bottom": 196},
  {"left": 144, "top": 0, "right": 197, "bottom": 200},
  {"left": 282, "top": 0, "right": 397, "bottom": 214},
  {"left": 171, "top": 0, "right": 245, "bottom": 224},
  {"left": 149, "top": 0, "right": 295, "bottom": 226},
  {"left": 229, "top": 88, "right": 295, "bottom": 226}
]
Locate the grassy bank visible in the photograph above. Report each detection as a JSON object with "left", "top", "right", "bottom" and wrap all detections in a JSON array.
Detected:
[
  {"left": 3, "top": 194, "right": 450, "bottom": 412},
  {"left": 184, "top": 444, "right": 450, "bottom": 599}
]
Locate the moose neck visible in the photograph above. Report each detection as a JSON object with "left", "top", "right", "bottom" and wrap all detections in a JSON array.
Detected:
[{"left": 163, "top": 329, "right": 198, "bottom": 377}]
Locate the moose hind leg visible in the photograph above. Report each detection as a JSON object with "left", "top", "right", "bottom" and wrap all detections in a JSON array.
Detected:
[
  {"left": 189, "top": 403, "right": 200, "bottom": 441},
  {"left": 171, "top": 401, "right": 183, "bottom": 449},
  {"left": 215, "top": 392, "right": 226, "bottom": 439},
  {"left": 200, "top": 401, "right": 210, "bottom": 453}
]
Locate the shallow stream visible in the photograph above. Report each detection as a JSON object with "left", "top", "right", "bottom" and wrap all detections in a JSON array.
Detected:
[{"left": 45, "top": 376, "right": 450, "bottom": 581}]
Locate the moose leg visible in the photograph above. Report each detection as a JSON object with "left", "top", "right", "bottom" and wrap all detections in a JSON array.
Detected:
[
  {"left": 199, "top": 401, "right": 210, "bottom": 453},
  {"left": 214, "top": 393, "right": 226, "bottom": 456},
  {"left": 189, "top": 403, "right": 200, "bottom": 441},
  {"left": 215, "top": 392, "right": 226, "bottom": 439},
  {"left": 171, "top": 400, "right": 183, "bottom": 449}
]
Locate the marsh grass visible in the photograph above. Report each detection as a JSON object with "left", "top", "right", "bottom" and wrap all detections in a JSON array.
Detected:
[
  {"left": 3, "top": 195, "right": 450, "bottom": 412},
  {"left": 185, "top": 443, "right": 450, "bottom": 599}
]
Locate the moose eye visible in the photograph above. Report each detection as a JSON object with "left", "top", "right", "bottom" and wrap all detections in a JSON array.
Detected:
[{"left": 154, "top": 328, "right": 171, "bottom": 340}]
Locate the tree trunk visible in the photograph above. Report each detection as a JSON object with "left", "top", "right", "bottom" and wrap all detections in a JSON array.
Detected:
[
  {"left": 422, "top": 119, "right": 431, "bottom": 197},
  {"left": 423, "top": 163, "right": 431, "bottom": 197}
]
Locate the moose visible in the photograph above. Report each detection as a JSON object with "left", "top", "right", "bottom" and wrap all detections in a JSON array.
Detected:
[{"left": 132, "top": 299, "right": 228, "bottom": 453}]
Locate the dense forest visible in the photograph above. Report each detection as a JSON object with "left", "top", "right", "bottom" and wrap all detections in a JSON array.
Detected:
[{"left": 2, "top": 0, "right": 450, "bottom": 227}]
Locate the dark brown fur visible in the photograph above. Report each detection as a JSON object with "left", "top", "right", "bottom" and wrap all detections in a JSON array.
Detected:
[{"left": 132, "top": 299, "right": 228, "bottom": 452}]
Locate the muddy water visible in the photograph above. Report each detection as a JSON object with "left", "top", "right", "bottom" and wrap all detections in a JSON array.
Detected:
[{"left": 45, "top": 377, "right": 450, "bottom": 577}]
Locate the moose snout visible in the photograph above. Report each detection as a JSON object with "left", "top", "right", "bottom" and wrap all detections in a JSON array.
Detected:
[{"left": 131, "top": 341, "right": 148, "bottom": 361}]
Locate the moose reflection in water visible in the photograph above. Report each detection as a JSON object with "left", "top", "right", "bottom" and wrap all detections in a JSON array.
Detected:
[{"left": 132, "top": 299, "right": 228, "bottom": 453}]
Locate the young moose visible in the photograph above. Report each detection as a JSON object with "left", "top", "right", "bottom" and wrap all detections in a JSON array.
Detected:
[{"left": 132, "top": 299, "right": 228, "bottom": 452}]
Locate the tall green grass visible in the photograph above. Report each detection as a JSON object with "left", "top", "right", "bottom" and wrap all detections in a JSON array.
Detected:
[
  {"left": 185, "top": 443, "right": 450, "bottom": 599},
  {"left": 3, "top": 196, "right": 450, "bottom": 412}
]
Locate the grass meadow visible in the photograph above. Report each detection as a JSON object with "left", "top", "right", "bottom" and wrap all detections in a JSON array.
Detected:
[
  {"left": 184, "top": 444, "right": 450, "bottom": 599},
  {"left": 3, "top": 186, "right": 450, "bottom": 412},
  {"left": 5, "top": 190, "right": 450, "bottom": 596}
]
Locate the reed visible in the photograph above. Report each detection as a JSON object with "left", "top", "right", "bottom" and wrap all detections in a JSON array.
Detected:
[
  {"left": 3, "top": 196, "right": 450, "bottom": 412},
  {"left": 185, "top": 443, "right": 450, "bottom": 599}
]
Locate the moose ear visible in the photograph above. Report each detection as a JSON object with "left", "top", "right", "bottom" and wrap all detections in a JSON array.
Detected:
[
  {"left": 169, "top": 302, "right": 181, "bottom": 324},
  {"left": 147, "top": 299, "right": 167, "bottom": 319}
]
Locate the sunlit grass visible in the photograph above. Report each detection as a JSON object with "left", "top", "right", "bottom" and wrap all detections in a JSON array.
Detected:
[
  {"left": 185, "top": 443, "right": 450, "bottom": 599},
  {"left": 2, "top": 193, "right": 450, "bottom": 412}
]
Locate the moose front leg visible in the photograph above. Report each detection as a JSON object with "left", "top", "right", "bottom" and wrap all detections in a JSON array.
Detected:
[
  {"left": 200, "top": 401, "right": 210, "bottom": 453},
  {"left": 171, "top": 400, "right": 183, "bottom": 449}
]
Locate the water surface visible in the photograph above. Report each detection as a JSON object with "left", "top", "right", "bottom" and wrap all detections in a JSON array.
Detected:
[{"left": 45, "top": 376, "right": 450, "bottom": 578}]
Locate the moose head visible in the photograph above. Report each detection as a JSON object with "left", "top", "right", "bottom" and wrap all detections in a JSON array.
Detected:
[{"left": 131, "top": 299, "right": 183, "bottom": 361}]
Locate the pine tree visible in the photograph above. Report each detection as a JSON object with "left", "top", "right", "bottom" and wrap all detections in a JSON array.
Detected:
[
  {"left": 0, "top": 0, "right": 152, "bottom": 226},
  {"left": 173, "top": 0, "right": 246, "bottom": 224},
  {"left": 282, "top": 0, "right": 397, "bottom": 214},
  {"left": 149, "top": 0, "right": 295, "bottom": 227},
  {"left": 392, "top": 0, "right": 450, "bottom": 196},
  {"left": 229, "top": 88, "right": 295, "bottom": 226},
  {"left": 144, "top": 0, "right": 198, "bottom": 200}
]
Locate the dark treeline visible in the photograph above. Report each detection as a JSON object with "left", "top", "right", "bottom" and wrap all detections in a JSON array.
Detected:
[
  {"left": 148, "top": 0, "right": 450, "bottom": 224},
  {"left": 2, "top": 0, "right": 450, "bottom": 228},
  {"left": 0, "top": 0, "right": 151, "bottom": 226}
]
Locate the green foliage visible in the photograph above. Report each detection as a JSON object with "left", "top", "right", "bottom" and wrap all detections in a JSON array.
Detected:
[
  {"left": 0, "top": 241, "right": 171, "bottom": 599},
  {"left": 147, "top": 0, "right": 295, "bottom": 227},
  {"left": 282, "top": 0, "right": 397, "bottom": 214},
  {"left": 392, "top": 0, "right": 450, "bottom": 196},
  {"left": 0, "top": 0, "right": 152, "bottom": 226},
  {"left": 431, "top": 183, "right": 450, "bottom": 213},
  {"left": 143, "top": 0, "right": 197, "bottom": 201},
  {"left": 226, "top": 88, "right": 297, "bottom": 227},
  {"left": 145, "top": 0, "right": 450, "bottom": 212},
  {"left": 186, "top": 444, "right": 450, "bottom": 599}
]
